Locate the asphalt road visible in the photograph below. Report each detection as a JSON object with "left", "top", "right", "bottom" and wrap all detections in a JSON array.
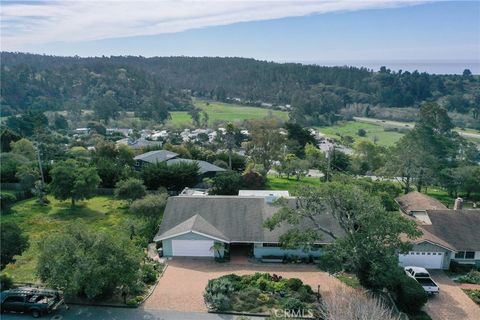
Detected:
[{"left": 1, "top": 305, "right": 263, "bottom": 320}]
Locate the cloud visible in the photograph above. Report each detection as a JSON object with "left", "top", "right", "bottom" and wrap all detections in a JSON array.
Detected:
[{"left": 1, "top": 0, "right": 426, "bottom": 50}]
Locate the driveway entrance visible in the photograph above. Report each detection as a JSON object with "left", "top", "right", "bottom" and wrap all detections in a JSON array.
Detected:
[{"left": 143, "top": 258, "right": 349, "bottom": 312}]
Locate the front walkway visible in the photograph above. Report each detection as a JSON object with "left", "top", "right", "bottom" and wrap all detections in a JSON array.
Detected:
[
  {"left": 142, "top": 258, "right": 349, "bottom": 312},
  {"left": 424, "top": 270, "right": 480, "bottom": 320}
]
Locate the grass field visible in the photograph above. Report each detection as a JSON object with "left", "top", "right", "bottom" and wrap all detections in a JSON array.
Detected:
[
  {"left": 266, "top": 175, "right": 323, "bottom": 193},
  {"left": 317, "top": 121, "right": 405, "bottom": 146},
  {"left": 1, "top": 196, "right": 141, "bottom": 282},
  {"left": 169, "top": 100, "right": 288, "bottom": 127}
]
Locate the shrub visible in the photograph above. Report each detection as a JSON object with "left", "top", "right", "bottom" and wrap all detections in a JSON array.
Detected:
[
  {"left": 204, "top": 277, "right": 236, "bottom": 310},
  {"left": 115, "top": 178, "right": 146, "bottom": 202},
  {"left": 450, "top": 261, "right": 476, "bottom": 274},
  {"left": 241, "top": 170, "right": 266, "bottom": 189},
  {"left": 0, "top": 274, "right": 14, "bottom": 291},
  {"left": 126, "top": 298, "right": 138, "bottom": 306},
  {"left": 209, "top": 171, "right": 242, "bottom": 195},
  {"left": 130, "top": 194, "right": 168, "bottom": 217},
  {"left": 141, "top": 264, "right": 158, "bottom": 285},
  {"left": 357, "top": 128, "right": 367, "bottom": 137},
  {"left": 463, "top": 289, "right": 480, "bottom": 305},
  {"left": 236, "top": 287, "right": 262, "bottom": 309},
  {"left": 204, "top": 292, "right": 231, "bottom": 311},
  {"left": 37, "top": 225, "right": 143, "bottom": 300},
  {"left": 282, "top": 297, "right": 306, "bottom": 311},
  {"left": 297, "top": 286, "right": 316, "bottom": 303},
  {"left": 141, "top": 161, "right": 199, "bottom": 191},
  {"left": 457, "top": 270, "right": 480, "bottom": 285},
  {"left": 286, "top": 278, "right": 303, "bottom": 291},
  {"left": 0, "top": 193, "right": 17, "bottom": 212},
  {"left": 392, "top": 275, "right": 428, "bottom": 313},
  {"left": 213, "top": 160, "right": 228, "bottom": 169},
  {"left": 257, "top": 292, "right": 270, "bottom": 303},
  {"left": 0, "top": 221, "right": 29, "bottom": 269}
]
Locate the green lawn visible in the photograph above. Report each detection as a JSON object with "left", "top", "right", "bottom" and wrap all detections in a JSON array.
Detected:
[
  {"left": 266, "top": 175, "right": 323, "bottom": 193},
  {"left": 169, "top": 100, "right": 288, "bottom": 127},
  {"left": 317, "top": 121, "right": 405, "bottom": 146},
  {"left": 1, "top": 196, "right": 141, "bottom": 282},
  {"left": 426, "top": 188, "right": 478, "bottom": 208},
  {"left": 335, "top": 272, "right": 361, "bottom": 289}
]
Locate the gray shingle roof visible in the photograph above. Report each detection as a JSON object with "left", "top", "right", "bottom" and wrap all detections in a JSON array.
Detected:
[
  {"left": 155, "top": 214, "right": 229, "bottom": 242},
  {"left": 134, "top": 150, "right": 179, "bottom": 163},
  {"left": 423, "top": 209, "right": 480, "bottom": 251},
  {"left": 166, "top": 158, "right": 226, "bottom": 174},
  {"left": 155, "top": 196, "right": 345, "bottom": 243}
]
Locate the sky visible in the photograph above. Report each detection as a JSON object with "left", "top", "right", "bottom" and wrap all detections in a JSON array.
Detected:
[{"left": 1, "top": 1, "right": 479, "bottom": 72}]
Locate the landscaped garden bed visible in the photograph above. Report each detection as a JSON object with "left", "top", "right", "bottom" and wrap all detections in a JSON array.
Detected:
[
  {"left": 456, "top": 270, "right": 480, "bottom": 285},
  {"left": 204, "top": 273, "right": 319, "bottom": 316},
  {"left": 462, "top": 289, "right": 480, "bottom": 305}
]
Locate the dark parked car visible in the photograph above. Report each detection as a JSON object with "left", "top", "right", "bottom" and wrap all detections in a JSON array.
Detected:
[{"left": 0, "top": 288, "right": 65, "bottom": 318}]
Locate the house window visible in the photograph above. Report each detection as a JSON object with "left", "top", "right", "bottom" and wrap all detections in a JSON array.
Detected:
[
  {"left": 455, "top": 251, "right": 475, "bottom": 259},
  {"left": 263, "top": 243, "right": 282, "bottom": 247}
]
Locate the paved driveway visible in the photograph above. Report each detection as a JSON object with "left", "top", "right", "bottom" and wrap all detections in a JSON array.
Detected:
[
  {"left": 143, "top": 258, "right": 349, "bottom": 312},
  {"left": 424, "top": 270, "right": 480, "bottom": 320}
]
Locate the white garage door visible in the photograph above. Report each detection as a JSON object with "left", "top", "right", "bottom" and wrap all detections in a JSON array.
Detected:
[
  {"left": 399, "top": 251, "right": 444, "bottom": 269},
  {"left": 172, "top": 240, "right": 214, "bottom": 257}
]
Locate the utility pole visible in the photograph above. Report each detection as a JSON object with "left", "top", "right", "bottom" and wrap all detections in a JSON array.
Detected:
[
  {"left": 35, "top": 142, "right": 46, "bottom": 205},
  {"left": 325, "top": 146, "right": 332, "bottom": 182}
]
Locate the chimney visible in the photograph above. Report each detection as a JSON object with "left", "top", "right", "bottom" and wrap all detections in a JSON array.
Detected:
[{"left": 453, "top": 197, "right": 463, "bottom": 210}]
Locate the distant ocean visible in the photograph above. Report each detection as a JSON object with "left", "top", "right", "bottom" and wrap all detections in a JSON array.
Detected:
[{"left": 296, "top": 60, "right": 480, "bottom": 75}]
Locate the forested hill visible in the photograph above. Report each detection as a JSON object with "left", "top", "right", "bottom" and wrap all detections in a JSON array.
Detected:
[{"left": 1, "top": 52, "right": 479, "bottom": 126}]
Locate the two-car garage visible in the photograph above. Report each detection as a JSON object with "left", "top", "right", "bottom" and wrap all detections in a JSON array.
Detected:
[
  {"left": 399, "top": 251, "right": 444, "bottom": 269},
  {"left": 171, "top": 240, "right": 214, "bottom": 257}
]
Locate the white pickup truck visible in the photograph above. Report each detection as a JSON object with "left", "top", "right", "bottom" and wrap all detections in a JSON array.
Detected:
[{"left": 404, "top": 266, "right": 440, "bottom": 295}]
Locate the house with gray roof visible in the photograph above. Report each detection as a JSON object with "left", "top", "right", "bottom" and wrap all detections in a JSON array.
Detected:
[
  {"left": 154, "top": 194, "right": 344, "bottom": 259},
  {"left": 133, "top": 150, "right": 225, "bottom": 177},
  {"left": 396, "top": 192, "right": 480, "bottom": 269}
]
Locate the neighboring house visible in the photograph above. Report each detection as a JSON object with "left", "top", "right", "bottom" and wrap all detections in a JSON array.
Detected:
[
  {"left": 133, "top": 150, "right": 226, "bottom": 177},
  {"left": 154, "top": 193, "right": 344, "bottom": 259},
  {"left": 238, "top": 190, "right": 290, "bottom": 197},
  {"left": 134, "top": 150, "right": 179, "bottom": 170},
  {"left": 396, "top": 192, "right": 480, "bottom": 269},
  {"left": 116, "top": 137, "right": 162, "bottom": 150}
]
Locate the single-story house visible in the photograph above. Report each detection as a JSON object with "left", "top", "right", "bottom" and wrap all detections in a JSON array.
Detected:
[
  {"left": 238, "top": 190, "right": 290, "bottom": 197},
  {"left": 396, "top": 192, "right": 480, "bottom": 269},
  {"left": 154, "top": 193, "right": 344, "bottom": 259},
  {"left": 116, "top": 137, "right": 162, "bottom": 150},
  {"left": 133, "top": 150, "right": 225, "bottom": 177}
]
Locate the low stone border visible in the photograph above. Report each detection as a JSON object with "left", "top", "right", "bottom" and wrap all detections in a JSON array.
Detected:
[
  {"left": 208, "top": 310, "right": 268, "bottom": 318},
  {"left": 208, "top": 310, "right": 316, "bottom": 319},
  {"left": 138, "top": 262, "right": 169, "bottom": 306}
]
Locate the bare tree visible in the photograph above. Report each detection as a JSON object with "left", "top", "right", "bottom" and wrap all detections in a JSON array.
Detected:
[{"left": 319, "top": 289, "right": 403, "bottom": 320}]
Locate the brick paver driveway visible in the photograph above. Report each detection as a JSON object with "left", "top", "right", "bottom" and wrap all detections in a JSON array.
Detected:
[
  {"left": 143, "top": 258, "right": 349, "bottom": 312},
  {"left": 424, "top": 270, "right": 480, "bottom": 320}
]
